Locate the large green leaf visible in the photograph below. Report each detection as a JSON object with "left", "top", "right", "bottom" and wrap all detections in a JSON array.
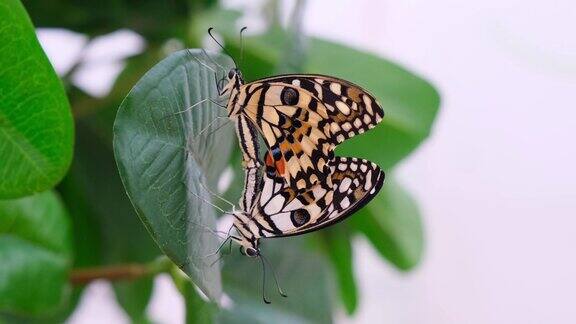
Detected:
[
  {"left": 114, "top": 49, "right": 235, "bottom": 301},
  {"left": 0, "top": 0, "right": 74, "bottom": 198},
  {"left": 306, "top": 38, "right": 440, "bottom": 170},
  {"left": 352, "top": 179, "right": 424, "bottom": 270},
  {"left": 219, "top": 238, "right": 334, "bottom": 324},
  {"left": 0, "top": 191, "right": 72, "bottom": 316}
]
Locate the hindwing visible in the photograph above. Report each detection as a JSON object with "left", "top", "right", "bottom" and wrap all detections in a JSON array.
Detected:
[{"left": 252, "top": 156, "right": 385, "bottom": 238}]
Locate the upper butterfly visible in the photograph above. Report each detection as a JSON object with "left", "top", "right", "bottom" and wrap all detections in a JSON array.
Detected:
[
  {"left": 221, "top": 70, "right": 384, "bottom": 192},
  {"left": 213, "top": 31, "right": 384, "bottom": 193}
]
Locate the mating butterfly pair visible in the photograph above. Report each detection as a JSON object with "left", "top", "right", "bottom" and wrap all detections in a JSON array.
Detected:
[
  {"left": 192, "top": 28, "right": 385, "bottom": 302},
  {"left": 208, "top": 46, "right": 385, "bottom": 257},
  {"left": 218, "top": 71, "right": 386, "bottom": 257}
]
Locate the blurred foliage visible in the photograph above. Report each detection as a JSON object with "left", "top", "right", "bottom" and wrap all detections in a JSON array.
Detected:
[
  {"left": 0, "top": 0, "right": 74, "bottom": 198},
  {"left": 0, "top": 0, "right": 440, "bottom": 323},
  {"left": 0, "top": 191, "right": 71, "bottom": 316}
]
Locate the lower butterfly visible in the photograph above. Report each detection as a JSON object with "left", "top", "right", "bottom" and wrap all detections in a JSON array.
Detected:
[
  {"left": 207, "top": 154, "right": 385, "bottom": 303},
  {"left": 231, "top": 155, "right": 384, "bottom": 254}
]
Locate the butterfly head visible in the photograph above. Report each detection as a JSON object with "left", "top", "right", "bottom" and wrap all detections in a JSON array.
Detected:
[
  {"left": 234, "top": 235, "right": 260, "bottom": 258},
  {"left": 230, "top": 210, "right": 260, "bottom": 258},
  {"left": 219, "top": 68, "right": 244, "bottom": 96}
]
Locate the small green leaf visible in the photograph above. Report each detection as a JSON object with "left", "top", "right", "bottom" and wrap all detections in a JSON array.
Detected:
[
  {"left": 0, "top": 0, "right": 74, "bottom": 198},
  {"left": 320, "top": 227, "right": 357, "bottom": 314},
  {"left": 168, "top": 266, "right": 217, "bottom": 324},
  {"left": 306, "top": 38, "right": 440, "bottom": 170},
  {"left": 183, "top": 282, "right": 217, "bottom": 324},
  {"left": 353, "top": 179, "right": 424, "bottom": 270},
  {"left": 113, "top": 279, "right": 154, "bottom": 324},
  {"left": 0, "top": 191, "right": 72, "bottom": 316},
  {"left": 114, "top": 49, "right": 236, "bottom": 301}
]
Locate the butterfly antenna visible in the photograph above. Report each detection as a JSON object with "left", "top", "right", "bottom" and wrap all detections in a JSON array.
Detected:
[
  {"left": 261, "top": 253, "right": 287, "bottom": 298},
  {"left": 239, "top": 26, "right": 247, "bottom": 69},
  {"left": 259, "top": 255, "right": 271, "bottom": 304},
  {"left": 207, "top": 28, "right": 238, "bottom": 68}
]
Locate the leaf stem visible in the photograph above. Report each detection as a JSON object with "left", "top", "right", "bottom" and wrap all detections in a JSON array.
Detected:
[{"left": 69, "top": 256, "right": 173, "bottom": 285}]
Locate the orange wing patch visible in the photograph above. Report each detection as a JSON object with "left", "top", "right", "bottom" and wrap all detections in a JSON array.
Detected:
[{"left": 265, "top": 151, "right": 286, "bottom": 177}]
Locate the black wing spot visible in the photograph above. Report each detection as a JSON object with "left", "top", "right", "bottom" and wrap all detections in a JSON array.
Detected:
[
  {"left": 281, "top": 87, "right": 300, "bottom": 105},
  {"left": 291, "top": 209, "right": 310, "bottom": 227}
]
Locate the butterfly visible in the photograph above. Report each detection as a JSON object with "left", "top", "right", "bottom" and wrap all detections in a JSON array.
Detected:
[
  {"left": 207, "top": 29, "right": 385, "bottom": 194},
  {"left": 229, "top": 154, "right": 385, "bottom": 259}
]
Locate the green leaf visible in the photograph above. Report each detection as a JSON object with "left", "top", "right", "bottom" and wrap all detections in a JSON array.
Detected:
[
  {"left": 113, "top": 279, "right": 154, "bottom": 324},
  {"left": 169, "top": 266, "right": 217, "bottom": 324},
  {"left": 219, "top": 238, "right": 334, "bottom": 324},
  {"left": 305, "top": 38, "right": 440, "bottom": 170},
  {"left": 352, "top": 179, "right": 424, "bottom": 270},
  {"left": 0, "top": 0, "right": 74, "bottom": 198},
  {"left": 320, "top": 227, "right": 357, "bottom": 314},
  {"left": 114, "top": 49, "right": 236, "bottom": 301},
  {"left": 183, "top": 282, "right": 217, "bottom": 324},
  {"left": 0, "top": 191, "right": 72, "bottom": 316}
]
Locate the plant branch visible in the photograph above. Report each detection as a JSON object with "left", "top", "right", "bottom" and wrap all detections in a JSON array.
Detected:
[
  {"left": 70, "top": 264, "right": 149, "bottom": 285},
  {"left": 70, "top": 256, "right": 172, "bottom": 285}
]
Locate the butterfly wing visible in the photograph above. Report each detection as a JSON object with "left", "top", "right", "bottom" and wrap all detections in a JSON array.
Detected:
[
  {"left": 239, "top": 75, "right": 384, "bottom": 192},
  {"left": 253, "top": 157, "right": 385, "bottom": 238}
]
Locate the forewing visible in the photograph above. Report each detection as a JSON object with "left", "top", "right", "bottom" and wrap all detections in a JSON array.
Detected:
[{"left": 241, "top": 75, "right": 384, "bottom": 192}]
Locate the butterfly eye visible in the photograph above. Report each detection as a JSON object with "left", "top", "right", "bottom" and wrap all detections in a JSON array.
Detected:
[
  {"left": 228, "top": 69, "right": 235, "bottom": 79},
  {"left": 281, "top": 87, "right": 299, "bottom": 105}
]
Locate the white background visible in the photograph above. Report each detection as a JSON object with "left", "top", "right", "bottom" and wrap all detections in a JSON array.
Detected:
[{"left": 37, "top": 0, "right": 576, "bottom": 323}]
